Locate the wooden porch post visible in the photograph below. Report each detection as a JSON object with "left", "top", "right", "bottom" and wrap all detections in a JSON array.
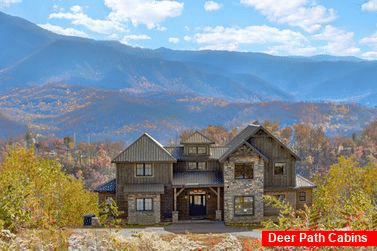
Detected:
[
  {"left": 174, "top": 187, "right": 177, "bottom": 211},
  {"left": 217, "top": 187, "right": 220, "bottom": 210}
]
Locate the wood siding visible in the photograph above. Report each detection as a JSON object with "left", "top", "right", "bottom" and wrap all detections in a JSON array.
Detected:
[
  {"left": 247, "top": 132, "right": 296, "bottom": 188},
  {"left": 117, "top": 162, "right": 173, "bottom": 184}
]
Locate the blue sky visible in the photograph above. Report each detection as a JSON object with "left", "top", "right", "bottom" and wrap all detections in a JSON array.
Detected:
[{"left": 2, "top": 0, "right": 377, "bottom": 59}]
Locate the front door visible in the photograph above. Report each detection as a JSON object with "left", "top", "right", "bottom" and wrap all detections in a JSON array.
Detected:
[{"left": 189, "top": 194, "right": 206, "bottom": 216}]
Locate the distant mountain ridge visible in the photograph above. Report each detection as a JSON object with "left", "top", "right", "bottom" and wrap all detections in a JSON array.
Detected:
[{"left": 1, "top": 11, "right": 377, "bottom": 141}]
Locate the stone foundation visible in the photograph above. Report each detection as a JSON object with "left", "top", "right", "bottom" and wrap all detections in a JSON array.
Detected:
[
  {"left": 127, "top": 193, "right": 161, "bottom": 225},
  {"left": 172, "top": 211, "right": 179, "bottom": 222}
]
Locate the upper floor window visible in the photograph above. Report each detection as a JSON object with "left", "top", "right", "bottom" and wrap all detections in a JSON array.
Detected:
[
  {"left": 234, "top": 196, "right": 254, "bottom": 216},
  {"left": 299, "top": 192, "right": 306, "bottom": 201},
  {"left": 188, "top": 146, "right": 197, "bottom": 154},
  {"left": 197, "top": 146, "right": 207, "bottom": 154},
  {"left": 274, "top": 163, "right": 286, "bottom": 176},
  {"left": 235, "top": 163, "right": 254, "bottom": 179},
  {"left": 187, "top": 162, "right": 206, "bottom": 170},
  {"left": 136, "top": 163, "right": 152, "bottom": 176},
  {"left": 136, "top": 198, "right": 153, "bottom": 211}
]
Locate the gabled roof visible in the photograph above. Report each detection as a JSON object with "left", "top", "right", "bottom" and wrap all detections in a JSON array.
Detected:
[
  {"left": 295, "top": 175, "right": 316, "bottom": 188},
  {"left": 220, "top": 124, "right": 300, "bottom": 162},
  {"left": 94, "top": 179, "right": 116, "bottom": 193},
  {"left": 112, "top": 133, "right": 176, "bottom": 163},
  {"left": 180, "top": 131, "right": 215, "bottom": 144}
]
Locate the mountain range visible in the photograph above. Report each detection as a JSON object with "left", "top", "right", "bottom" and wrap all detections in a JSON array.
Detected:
[{"left": 1, "top": 11, "right": 377, "bottom": 143}]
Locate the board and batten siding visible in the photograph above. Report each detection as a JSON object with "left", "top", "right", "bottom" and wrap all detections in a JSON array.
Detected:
[
  {"left": 117, "top": 162, "right": 173, "bottom": 184},
  {"left": 247, "top": 132, "right": 296, "bottom": 188}
]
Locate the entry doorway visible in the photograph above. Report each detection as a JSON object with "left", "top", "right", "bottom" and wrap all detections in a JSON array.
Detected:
[{"left": 189, "top": 194, "right": 206, "bottom": 216}]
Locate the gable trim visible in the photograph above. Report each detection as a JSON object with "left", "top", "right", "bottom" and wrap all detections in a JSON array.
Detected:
[{"left": 219, "top": 140, "right": 269, "bottom": 163}]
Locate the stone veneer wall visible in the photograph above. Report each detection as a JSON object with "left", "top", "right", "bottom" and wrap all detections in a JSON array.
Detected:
[
  {"left": 223, "top": 145, "right": 265, "bottom": 223},
  {"left": 127, "top": 193, "right": 161, "bottom": 225}
]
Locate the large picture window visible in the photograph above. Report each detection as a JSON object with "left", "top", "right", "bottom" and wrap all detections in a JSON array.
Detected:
[
  {"left": 234, "top": 196, "right": 254, "bottom": 215},
  {"left": 136, "top": 163, "right": 152, "bottom": 176},
  {"left": 274, "top": 163, "right": 286, "bottom": 175},
  {"left": 234, "top": 163, "right": 254, "bottom": 179},
  {"left": 136, "top": 198, "right": 153, "bottom": 211}
]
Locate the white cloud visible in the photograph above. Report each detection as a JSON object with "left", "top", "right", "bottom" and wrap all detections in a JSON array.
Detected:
[
  {"left": 105, "top": 0, "right": 184, "bottom": 29},
  {"left": 361, "top": 51, "right": 377, "bottom": 60},
  {"left": 169, "top": 37, "right": 180, "bottom": 44},
  {"left": 204, "top": 1, "right": 223, "bottom": 12},
  {"left": 156, "top": 25, "right": 167, "bottom": 31},
  {"left": 49, "top": 8, "right": 125, "bottom": 34},
  {"left": 184, "top": 26, "right": 190, "bottom": 31},
  {"left": 362, "top": 0, "right": 377, "bottom": 12},
  {"left": 121, "top": 34, "right": 151, "bottom": 44},
  {"left": 185, "top": 25, "right": 314, "bottom": 55},
  {"left": 360, "top": 32, "right": 377, "bottom": 50},
  {"left": 70, "top": 5, "right": 82, "bottom": 13},
  {"left": 38, "top": 23, "right": 88, "bottom": 37},
  {"left": 240, "top": 0, "right": 336, "bottom": 33},
  {"left": 312, "top": 25, "right": 360, "bottom": 56},
  {"left": 0, "top": 0, "right": 21, "bottom": 7}
]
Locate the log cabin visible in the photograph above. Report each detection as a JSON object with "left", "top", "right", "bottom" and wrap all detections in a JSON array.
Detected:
[{"left": 95, "top": 124, "right": 316, "bottom": 224}]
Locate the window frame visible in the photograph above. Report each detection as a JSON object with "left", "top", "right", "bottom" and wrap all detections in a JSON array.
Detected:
[
  {"left": 234, "top": 163, "right": 254, "bottom": 179},
  {"left": 188, "top": 146, "right": 197, "bottom": 154},
  {"left": 135, "top": 163, "right": 153, "bottom": 177},
  {"left": 299, "top": 192, "right": 306, "bottom": 202},
  {"left": 197, "top": 146, "right": 207, "bottom": 155},
  {"left": 187, "top": 161, "right": 206, "bottom": 171},
  {"left": 136, "top": 198, "right": 153, "bottom": 211},
  {"left": 273, "top": 162, "right": 286, "bottom": 176},
  {"left": 234, "top": 196, "right": 254, "bottom": 216}
]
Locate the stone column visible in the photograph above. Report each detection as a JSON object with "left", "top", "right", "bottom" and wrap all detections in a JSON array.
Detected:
[{"left": 172, "top": 211, "right": 179, "bottom": 222}]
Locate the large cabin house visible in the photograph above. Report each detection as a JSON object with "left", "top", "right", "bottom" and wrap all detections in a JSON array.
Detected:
[{"left": 95, "top": 125, "right": 316, "bottom": 224}]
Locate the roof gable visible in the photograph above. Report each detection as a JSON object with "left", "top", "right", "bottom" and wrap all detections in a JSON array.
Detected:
[
  {"left": 112, "top": 133, "right": 176, "bottom": 163},
  {"left": 180, "top": 131, "right": 214, "bottom": 144},
  {"left": 220, "top": 125, "right": 300, "bottom": 162}
]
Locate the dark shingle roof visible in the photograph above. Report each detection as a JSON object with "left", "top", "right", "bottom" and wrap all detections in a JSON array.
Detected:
[
  {"left": 123, "top": 183, "right": 165, "bottom": 193},
  {"left": 172, "top": 172, "right": 223, "bottom": 187},
  {"left": 112, "top": 133, "right": 176, "bottom": 163},
  {"left": 94, "top": 179, "right": 116, "bottom": 193},
  {"left": 295, "top": 175, "right": 316, "bottom": 188},
  {"left": 180, "top": 131, "right": 215, "bottom": 144}
]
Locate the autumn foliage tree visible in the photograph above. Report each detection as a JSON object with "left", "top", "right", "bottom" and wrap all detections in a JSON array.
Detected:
[{"left": 0, "top": 147, "right": 99, "bottom": 232}]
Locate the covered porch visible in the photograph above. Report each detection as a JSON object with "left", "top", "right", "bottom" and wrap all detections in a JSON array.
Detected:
[{"left": 171, "top": 172, "right": 223, "bottom": 222}]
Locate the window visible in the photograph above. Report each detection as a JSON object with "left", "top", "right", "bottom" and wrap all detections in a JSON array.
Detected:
[
  {"left": 234, "top": 163, "right": 254, "bottom": 179},
  {"left": 136, "top": 198, "right": 153, "bottom": 211},
  {"left": 188, "top": 146, "right": 197, "bottom": 154},
  {"left": 299, "top": 192, "right": 306, "bottom": 201},
  {"left": 275, "top": 194, "right": 285, "bottom": 201},
  {"left": 136, "top": 163, "right": 152, "bottom": 176},
  {"left": 234, "top": 196, "right": 254, "bottom": 215},
  {"left": 198, "top": 146, "right": 207, "bottom": 154},
  {"left": 274, "top": 163, "right": 286, "bottom": 175},
  {"left": 188, "top": 162, "right": 206, "bottom": 170}
]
